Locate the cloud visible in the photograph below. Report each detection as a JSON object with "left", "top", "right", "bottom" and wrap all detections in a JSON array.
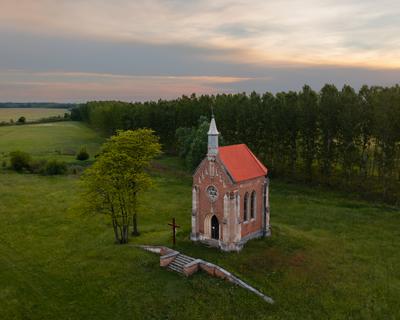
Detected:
[
  {"left": 1, "top": 0, "right": 400, "bottom": 68},
  {"left": 0, "top": 70, "right": 254, "bottom": 102},
  {"left": 1, "top": 0, "right": 400, "bottom": 101}
]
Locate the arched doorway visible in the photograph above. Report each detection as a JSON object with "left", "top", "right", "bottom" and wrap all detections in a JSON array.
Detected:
[{"left": 211, "top": 215, "right": 219, "bottom": 240}]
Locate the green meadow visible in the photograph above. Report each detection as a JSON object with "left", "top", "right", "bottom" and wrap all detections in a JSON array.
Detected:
[
  {"left": 0, "top": 122, "right": 399, "bottom": 319},
  {"left": 0, "top": 122, "right": 102, "bottom": 163},
  {"left": 0, "top": 108, "right": 69, "bottom": 122}
]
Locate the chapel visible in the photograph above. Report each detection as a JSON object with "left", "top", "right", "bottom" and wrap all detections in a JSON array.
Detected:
[{"left": 191, "top": 115, "right": 271, "bottom": 251}]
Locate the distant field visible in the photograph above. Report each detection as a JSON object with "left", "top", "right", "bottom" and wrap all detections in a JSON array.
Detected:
[
  {"left": 0, "top": 121, "right": 103, "bottom": 163},
  {"left": 0, "top": 108, "right": 69, "bottom": 122}
]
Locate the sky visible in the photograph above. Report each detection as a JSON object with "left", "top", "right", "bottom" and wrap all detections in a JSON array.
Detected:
[{"left": 1, "top": 0, "right": 400, "bottom": 102}]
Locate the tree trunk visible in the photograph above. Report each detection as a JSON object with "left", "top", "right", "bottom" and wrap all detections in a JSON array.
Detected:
[
  {"left": 112, "top": 217, "right": 120, "bottom": 244},
  {"left": 121, "top": 224, "right": 128, "bottom": 243},
  {"left": 132, "top": 213, "right": 139, "bottom": 236}
]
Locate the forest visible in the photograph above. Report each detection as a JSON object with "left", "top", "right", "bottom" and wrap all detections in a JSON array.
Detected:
[
  {"left": 0, "top": 102, "right": 77, "bottom": 109},
  {"left": 71, "top": 84, "right": 400, "bottom": 204}
]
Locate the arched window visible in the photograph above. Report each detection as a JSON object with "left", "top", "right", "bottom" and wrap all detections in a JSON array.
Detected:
[
  {"left": 250, "top": 191, "right": 256, "bottom": 219},
  {"left": 243, "top": 192, "right": 249, "bottom": 221}
]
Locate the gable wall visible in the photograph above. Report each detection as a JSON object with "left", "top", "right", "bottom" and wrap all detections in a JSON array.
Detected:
[{"left": 193, "top": 159, "right": 233, "bottom": 238}]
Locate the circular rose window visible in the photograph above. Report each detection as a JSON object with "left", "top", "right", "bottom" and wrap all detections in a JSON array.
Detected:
[{"left": 206, "top": 185, "right": 218, "bottom": 202}]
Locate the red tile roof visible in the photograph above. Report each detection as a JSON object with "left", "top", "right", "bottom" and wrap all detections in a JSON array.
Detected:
[{"left": 218, "top": 144, "right": 268, "bottom": 182}]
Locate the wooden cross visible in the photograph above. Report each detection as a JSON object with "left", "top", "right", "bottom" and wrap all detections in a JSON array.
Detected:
[{"left": 168, "top": 217, "right": 180, "bottom": 246}]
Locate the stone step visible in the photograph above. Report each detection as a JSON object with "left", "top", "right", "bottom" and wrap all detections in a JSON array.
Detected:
[
  {"left": 171, "top": 258, "right": 187, "bottom": 265},
  {"left": 180, "top": 255, "right": 194, "bottom": 260},
  {"left": 175, "top": 257, "right": 193, "bottom": 264},
  {"left": 166, "top": 253, "right": 196, "bottom": 274},
  {"left": 177, "top": 255, "right": 194, "bottom": 262},
  {"left": 169, "top": 264, "right": 184, "bottom": 270},
  {"left": 168, "top": 264, "right": 183, "bottom": 273},
  {"left": 169, "top": 263, "right": 185, "bottom": 270},
  {"left": 174, "top": 258, "right": 193, "bottom": 265}
]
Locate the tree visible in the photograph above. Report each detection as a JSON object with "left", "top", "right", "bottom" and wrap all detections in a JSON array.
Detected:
[
  {"left": 17, "top": 116, "right": 26, "bottom": 124},
  {"left": 186, "top": 116, "right": 210, "bottom": 170},
  {"left": 76, "top": 146, "right": 90, "bottom": 161},
  {"left": 371, "top": 86, "right": 400, "bottom": 196},
  {"left": 358, "top": 85, "right": 374, "bottom": 177},
  {"left": 298, "top": 85, "right": 319, "bottom": 181},
  {"left": 81, "top": 129, "right": 161, "bottom": 243},
  {"left": 9, "top": 151, "right": 31, "bottom": 172},
  {"left": 338, "top": 85, "right": 361, "bottom": 182},
  {"left": 176, "top": 115, "right": 224, "bottom": 170},
  {"left": 319, "top": 84, "right": 340, "bottom": 178}
]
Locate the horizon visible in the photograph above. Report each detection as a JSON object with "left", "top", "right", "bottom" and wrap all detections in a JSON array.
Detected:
[{"left": 1, "top": 0, "right": 400, "bottom": 102}]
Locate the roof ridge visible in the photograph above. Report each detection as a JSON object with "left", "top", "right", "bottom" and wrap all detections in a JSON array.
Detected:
[
  {"left": 242, "top": 144, "right": 268, "bottom": 173},
  {"left": 218, "top": 143, "right": 245, "bottom": 149}
]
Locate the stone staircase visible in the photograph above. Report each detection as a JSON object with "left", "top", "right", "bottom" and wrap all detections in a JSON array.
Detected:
[
  {"left": 167, "top": 253, "right": 196, "bottom": 274},
  {"left": 137, "top": 245, "right": 274, "bottom": 304}
]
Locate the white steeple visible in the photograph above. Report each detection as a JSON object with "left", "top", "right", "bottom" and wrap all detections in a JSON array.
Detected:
[{"left": 207, "top": 114, "right": 219, "bottom": 159}]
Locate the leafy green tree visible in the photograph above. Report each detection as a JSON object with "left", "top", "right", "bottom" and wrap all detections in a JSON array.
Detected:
[
  {"left": 76, "top": 146, "right": 90, "bottom": 161},
  {"left": 81, "top": 129, "right": 161, "bottom": 243},
  {"left": 9, "top": 151, "right": 31, "bottom": 172},
  {"left": 175, "top": 127, "right": 195, "bottom": 159},
  {"left": 273, "top": 91, "right": 299, "bottom": 175},
  {"left": 44, "top": 160, "right": 67, "bottom": 175},
  {"left": 259, "top": 92, "right": 276, "bottom": 168},
  {"left": 358, "top": 86, "right": 375, "bottom": 177},
  {"left": 17, "top": 116, "right": 26, "bottom": 124},
  {"left": 371, "top": 86, "right": 400, "bottom": 196},
  {"left": 176, "top": 116, "right": 225, "bottom": 170},
  {"left": 298, "top": 85, "right": 319, "bottom": 181},
  {"left": 186, "top": 116, "right": 210, "bottom": 170},
  {"left": 319, "top": 84, "right": 340, "bottom": 178},
  {"left": 338, "top": 85, "right": 361, "bottom": 181}
]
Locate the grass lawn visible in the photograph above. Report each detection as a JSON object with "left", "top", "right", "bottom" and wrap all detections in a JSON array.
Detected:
[
  {"left": 0, "top": 121, "right": 103, "bottom": 163},
  {"left": 0, "top": 122, "right": 399, "bottom": 319},
  {"left": 0, "top": 108, "right": 69, "bottom": 122}
]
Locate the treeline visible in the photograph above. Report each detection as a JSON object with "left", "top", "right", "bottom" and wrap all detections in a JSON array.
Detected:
[
  {"left": 0, "top": 102, "right": 78, "bottom": 109},
  {"left": 0, "top": 114, "right": 71, "bottom": 127},
  {"left": 72, "top": 84, "right": 400, "bottom": 204}
]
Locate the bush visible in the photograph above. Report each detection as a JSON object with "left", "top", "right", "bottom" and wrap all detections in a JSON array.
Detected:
[
  {"left": 9, "top": 151, "right": 31, "bottom": 172},
  {"left": 28, "top": 159, "right": 47, "bottom": 174},
  {"left": 76, "top": 147, "right": 89, "bottom": 161},
  {"left": 69, "top": 165, "right": 85, "bottom": 175},
  {"left": 44, "top": 160, "right": 67, "bottom": 175},
  {"left": 17, "top": 116, "right": 26, "bottom": 124}
]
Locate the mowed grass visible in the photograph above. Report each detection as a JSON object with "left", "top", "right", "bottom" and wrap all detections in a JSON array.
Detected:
[
  {"left": 0, "top": 108, "right": 69, "bottom": 122},
  {"left": 0, "top": 122, "right": 399, "bottom": 319},
  {"left": 0, "top": 122, "right": 103, "bottom": 163}
]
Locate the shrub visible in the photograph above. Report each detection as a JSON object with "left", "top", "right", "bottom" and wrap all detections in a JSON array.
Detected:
[
  {"left": 76, "top": 147, "right": 89, "bottom": 161},
  {"left": 9, "top": 151, "right": 31, "bottom": 172},
  {"left": 44, "top": 160, "right": 67, "bottom": 175},
  {"left": 70, "top": 165, "right": 85, "bottom": 175},
  {"left": 17, "top": 116, "right": 26, "bottom": 124},
  {"left": 28, "top": 159, "right": 47, "bottom": 174},
  {"left": 2, "top": 159, "right": 6, "bottom": 168}
]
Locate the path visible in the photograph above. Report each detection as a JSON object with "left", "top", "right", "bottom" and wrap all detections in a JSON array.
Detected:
[{"left": 137, "top": 245, "right": 274, "bottom": 304}]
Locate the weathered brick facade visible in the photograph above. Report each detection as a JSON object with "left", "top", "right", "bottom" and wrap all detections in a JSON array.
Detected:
[{"left": 190, "top": 116, "right": 270, "bottom": 251}]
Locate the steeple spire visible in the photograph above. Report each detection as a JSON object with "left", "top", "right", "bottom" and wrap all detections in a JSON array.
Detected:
[{"left": 207, "top": 114, "right": 219, "bottom": 159}]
